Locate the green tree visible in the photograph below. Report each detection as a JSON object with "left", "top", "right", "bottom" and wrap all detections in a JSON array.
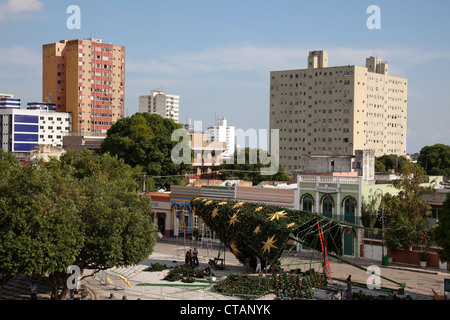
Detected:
[
  {"left": 99, "top": 113, "right": 192, "bottom": 191},
  {"left": 361, "top": 193, "right": 382, "bottom": 228},
  {"left": 433, "top": 193, "right": 450, "bottom": 263},
  {"left": 51, "top": 150, "right": 158, "bottom": 299},
  {"left": 375, "top": 154, "right": 410, "bottom": 173},
  {"left": 382, "top": 162, "right": 434, "bottom": 251},
  {"left": 218, "top": 148, "right": 290, "bottom": 185},
  {"left": 417, "top": 144, "right": 450, "bottom": 178},
  {"left": 0, "top": 150, "right": 158, "bottom": 300},
  {"left": 0, "top": 157, "right": 84, "bottom": 299}
]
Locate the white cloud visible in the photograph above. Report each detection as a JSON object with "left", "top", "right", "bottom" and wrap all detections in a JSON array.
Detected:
[
  {"left": 128, "top": 44, "right": 450, "bottom": 81},
  {"left": 0, "top": 0, "right": 43, "bottom": 22}
]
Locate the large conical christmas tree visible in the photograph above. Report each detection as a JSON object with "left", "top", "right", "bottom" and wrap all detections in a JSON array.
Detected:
[{"left": 191, "top": 198, "right": 343, "bottom": 270}]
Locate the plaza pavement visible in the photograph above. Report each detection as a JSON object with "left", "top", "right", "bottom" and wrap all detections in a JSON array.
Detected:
[{"left": 2, "top": 237, "right": 449, "bottom": 301}]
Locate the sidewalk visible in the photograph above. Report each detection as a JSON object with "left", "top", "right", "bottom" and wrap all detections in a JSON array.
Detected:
[
  {"left": 2, "top": 237, "right": 449, "bottom": 300},
  {"left": 82, "top": 238, "right": 449, "bottom": 300}
]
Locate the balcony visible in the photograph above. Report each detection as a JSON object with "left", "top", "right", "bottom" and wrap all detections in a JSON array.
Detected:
[{"left": 298, "top": 175, "right": 360, "bottom": 185}]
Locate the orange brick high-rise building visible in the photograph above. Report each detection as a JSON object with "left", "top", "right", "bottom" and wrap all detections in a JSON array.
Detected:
[{"left": 43, "top": 38, "right": 125, "bottom": 134}]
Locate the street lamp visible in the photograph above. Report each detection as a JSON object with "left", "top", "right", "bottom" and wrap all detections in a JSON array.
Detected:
[{"left": 373, "top": 188, "right": 385, "bottom": 264}]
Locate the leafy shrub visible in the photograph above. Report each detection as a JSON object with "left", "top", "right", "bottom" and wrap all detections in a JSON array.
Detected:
[{"left": 144, "top": 263, "right": 168, "bottom": 272}]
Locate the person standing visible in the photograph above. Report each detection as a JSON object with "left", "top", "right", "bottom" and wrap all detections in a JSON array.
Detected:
[
  {"left": 29, "top": 281, "right": 38, "bottom": 300},
  {"left": 189, "top": 249, "right": 194, "bottom": 267},
  {"left": 346, "top": 275, "right": 352, "bottom": 294},
  {"left": 255, "top": 256, "right": 261, "bottom": 274},
  {"left": 185, "top": 251, "right": 191, "bottom": 266},
  {"left": 244, "top": 257, "right": 250, "bottom": 274},
  {"left": 193, "top": 248, "right": 199, "bottom": 266}
]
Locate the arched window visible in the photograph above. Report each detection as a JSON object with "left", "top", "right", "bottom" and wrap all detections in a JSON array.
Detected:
[
  {"left": 343, "top": 196, "right": 356, "bottom": 224},
  {"left": 302, "top": 194, "right": 314, "bottom": 212},
  {"left": 322, "top": 195, "right": 334, "bottom": 218}
]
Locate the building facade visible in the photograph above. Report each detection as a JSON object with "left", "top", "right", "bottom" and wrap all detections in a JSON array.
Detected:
[
  {"left": 43, "top": 38, "right": 125, "bottom": 134},
  {"left": 0, "top": 98, "right": 72, "bottom": 152},
  {"left": 147, "top": 192, "right": 171, "bottom": 237},
  {"left": 139, "top": 90, "right": 180, "bottom": 123},
  {"left": 205, "top": 117, "right": 235, "bottom": 159},
  {"left": 188, "top": 131, "right": 226, "bottom": 177},
  {"left": 270, "top": 50, "right": 408, "bottom": 174}
]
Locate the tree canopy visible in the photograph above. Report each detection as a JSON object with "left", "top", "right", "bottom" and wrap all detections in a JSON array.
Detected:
[
  {"left": 382, "top": 163, "right": 434, "bottom": 251},
  {"left": 0, "top": 150, "right": 157, "bottom": 300},
  {"left": 433, "top": 193, "right": 450, "bottom": 263},
  {"left": 218, "top": 148, "right": 291, "bottom": 185},
  {"left": 99, "top": 113, "right": 192, "bottom": 191},
  {"left": 375, "top": 154, "right": 410, "bottom": 173},
  {"left": 417, "top": 144, "right": 450, "bottom": 178},
  {"left": 0, "top": 152, "right": 83, "bottom": 299}
]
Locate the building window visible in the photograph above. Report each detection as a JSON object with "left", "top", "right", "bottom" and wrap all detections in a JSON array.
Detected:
[
  {"left": 301, "top": 194, "right": 314, "bottom": 212},
  {"left": 322, "top": 196, "right": 334, "bottom": 218},
  {"left": 343, "top": 197, "right": 356, "bottom": 223}
]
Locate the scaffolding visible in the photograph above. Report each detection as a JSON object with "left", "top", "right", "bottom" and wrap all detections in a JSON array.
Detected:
[{"left": 200, "top": 221, "right": 213, "bottom": 258}]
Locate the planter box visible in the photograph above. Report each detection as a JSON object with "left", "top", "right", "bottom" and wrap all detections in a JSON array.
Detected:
[{"left": 387, "top": 248, "right": 440, "bottom": 268}]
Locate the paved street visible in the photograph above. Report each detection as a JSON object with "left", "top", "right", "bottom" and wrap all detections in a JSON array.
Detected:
[{"left": 2, "top": 237, "right": 449, "bottom": 300}]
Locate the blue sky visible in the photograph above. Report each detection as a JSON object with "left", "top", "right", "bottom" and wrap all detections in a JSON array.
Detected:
[{"left": 1, "top": 0, "right": 449, "bottom": 153}]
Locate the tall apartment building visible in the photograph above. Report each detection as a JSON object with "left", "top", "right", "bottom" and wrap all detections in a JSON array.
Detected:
[
  {"left": 205, "top": 117, "right": 235, "bottom": 159},
  {"left": 0, "top": 97, "right": 72, "bottom": 152},
  {"left": 43, "top": 38, "right": 125, "bottom": 134},
  {"left": 139, "top": 90, "right": 180, "bottom": 123},
  {"left": 270, "top": 50, "right": 407, "bottom": 174}
]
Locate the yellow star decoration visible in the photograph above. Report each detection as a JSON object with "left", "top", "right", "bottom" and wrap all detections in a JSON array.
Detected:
[
  {"left": 230, "top": 241, "right": 240, "bottom": 256},
  {"left": 287, "top": 223, "right": 296, "bottom": 228},
  {"left": 232, "top": 202, "right": 244, "bottom": 209},
  {"left": 254, "top": 206, "right": 263, "bottom": 212},
  {"left": 202, "top": 199, "right": 208, "bottom": 203},
  {"left": 267, "top": 210, "right": 288, "bottom": 221},
  {"left": 204, "top": 200, "right": 213, "bottom": 206},
  {"left": 261, "top": 235, "right": 278, "bottom": 254},
  {"left": 253, "top": 225, "right": 262, "bottom": 235},
  {"left": 211, "top": 207, "right": 220, "bottom": 218},
  {"left": 218, "top": 201, "right": 227, "bottom": 206},
  {"left": 228, "top": 211, "right": 240, "bottom": 226}
]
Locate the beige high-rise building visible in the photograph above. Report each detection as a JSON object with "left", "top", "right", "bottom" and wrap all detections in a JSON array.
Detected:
[
  {"left": 43, "top": 38, "right": 125, "bottom": 134},
  {"left": 270, "top": 50, "right": 407, "bottom": 174}
]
